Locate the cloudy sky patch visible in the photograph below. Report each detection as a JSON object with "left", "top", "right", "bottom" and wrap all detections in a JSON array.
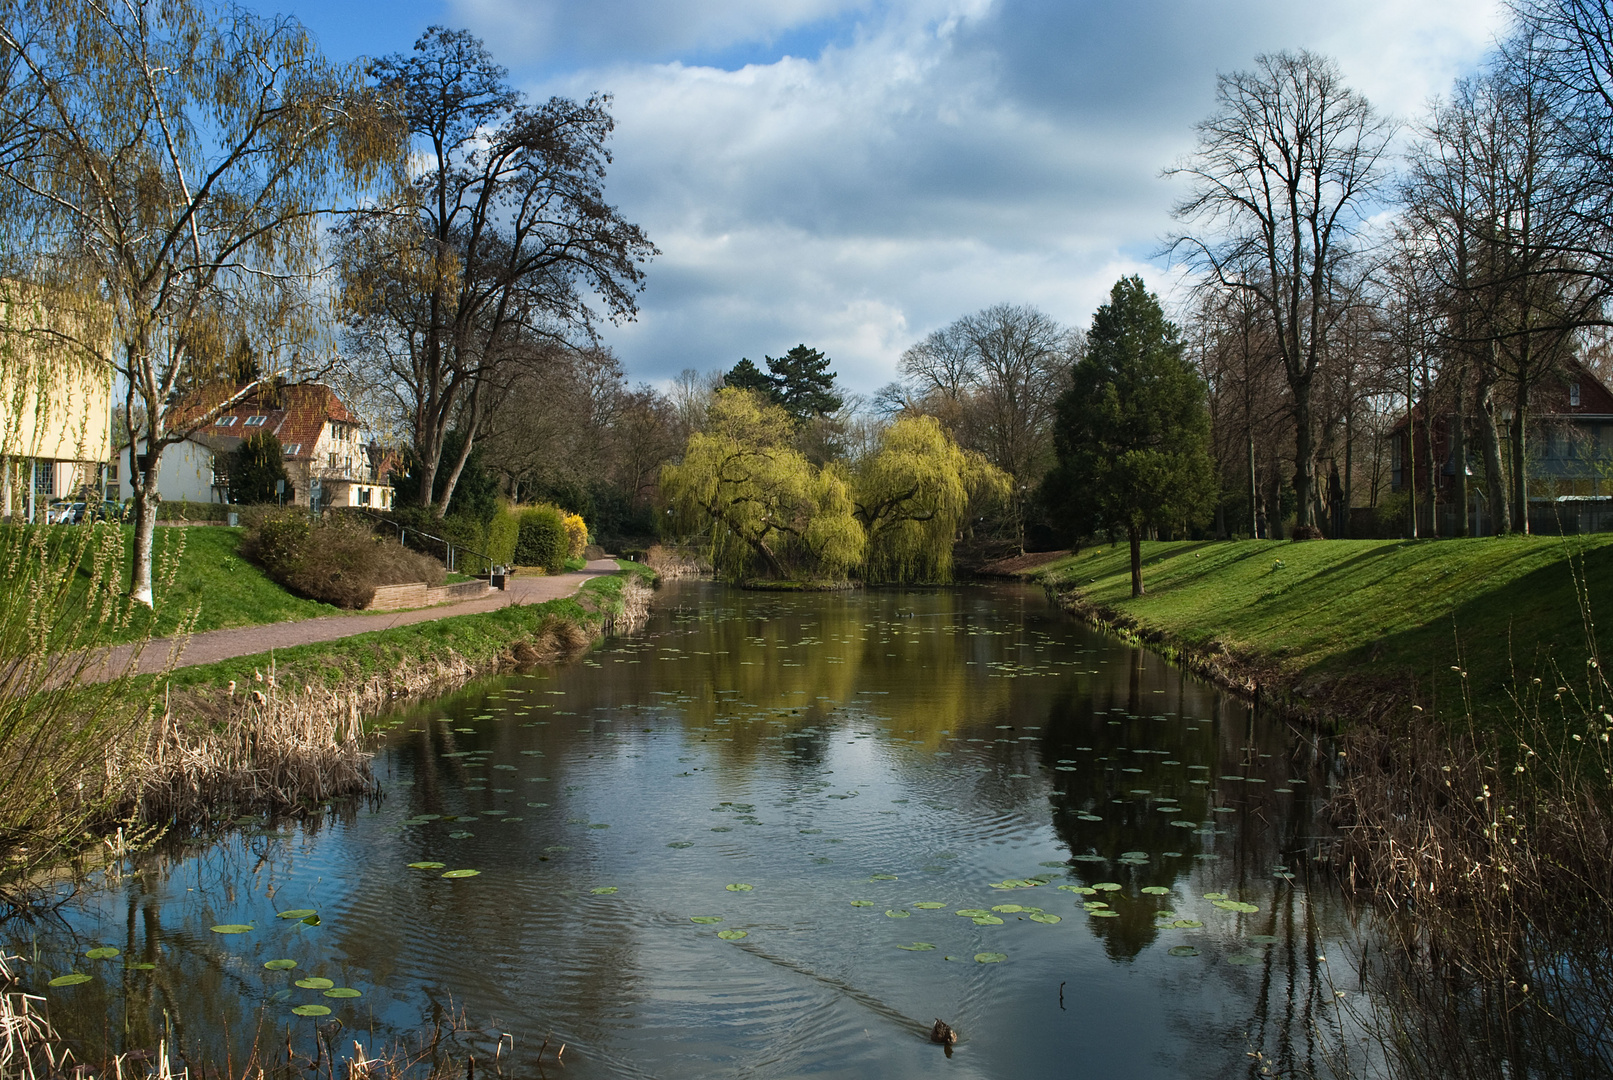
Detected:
[{"left": 252, "top": 0, "right": 1510, "bottom": 393}]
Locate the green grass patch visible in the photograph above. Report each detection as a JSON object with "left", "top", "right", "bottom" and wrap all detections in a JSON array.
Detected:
[
  {"left": 1037, "top": 536, "right": 1613, "bottom": 721},
  {"left": 141, "top": 562, "right": 652, "bottom": 698}
]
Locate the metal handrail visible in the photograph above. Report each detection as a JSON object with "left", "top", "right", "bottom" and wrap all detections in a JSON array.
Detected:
[{"left": 353, "top": 508, "right": 499, "bottom": 574}]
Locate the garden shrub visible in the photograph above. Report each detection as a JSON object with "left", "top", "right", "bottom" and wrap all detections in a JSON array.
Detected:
[
  {"left": 487, "top": 503, "right": 520, "bottom": 567},
  {"left": 514, "top": 505, "right": 568, "bottom": 572},
  {"left": 561, "top": 511, "right": 588, "bottom": 558},
  {"left": 240, "top": 509, "right": 444, "bottom": 608}
]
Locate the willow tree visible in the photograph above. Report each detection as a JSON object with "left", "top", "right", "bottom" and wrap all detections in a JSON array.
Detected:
[
  {"left": 0, "top": 0, "right": 400, "bottom": 606},
  {"left": 854, "top": 415, "right": 1007, "bottom": 583},
  {"left": 661, "top": 389, "right": 862, "bottom": 581}
]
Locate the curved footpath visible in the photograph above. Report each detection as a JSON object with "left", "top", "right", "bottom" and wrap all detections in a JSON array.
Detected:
[{"left": 106, "top": 559, "right": 624, "bottom": 679}]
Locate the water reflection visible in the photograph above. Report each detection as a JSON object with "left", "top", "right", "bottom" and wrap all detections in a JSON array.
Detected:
[{"left": 15, "top": 581, "right": 1367, "bottom": 1078}]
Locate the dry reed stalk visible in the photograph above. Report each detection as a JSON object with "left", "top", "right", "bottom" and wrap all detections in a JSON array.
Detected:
[{"left": 643, "top": 544, "right": 704, "bottom": 581}]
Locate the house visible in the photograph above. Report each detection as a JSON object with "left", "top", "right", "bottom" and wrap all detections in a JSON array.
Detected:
[
  {"left": 134, "top": 382, "right": 395, "bottom": 511},
  {"left": 0, "top": 285, "right": 113, "bottom": 520},
  {"left": 1392, "top": 358, "right": 1613, "bottom": 534}
]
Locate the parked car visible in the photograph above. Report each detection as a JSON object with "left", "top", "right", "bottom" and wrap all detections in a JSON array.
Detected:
[
  {"left": 45, "top": 499, "right": 73, "bottom": 523},
  {"left": 81, "top": 500, "right": 127, "bottom": 523}
]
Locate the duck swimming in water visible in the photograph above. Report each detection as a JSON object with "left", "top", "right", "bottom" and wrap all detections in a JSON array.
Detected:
[{"left": 930, "top": 1019, "right": 958, "bottom": 1045}]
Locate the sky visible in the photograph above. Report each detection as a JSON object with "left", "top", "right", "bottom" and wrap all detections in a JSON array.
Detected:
[{"left": 248, "top": 0, "right": 1512, "bottom": 396}]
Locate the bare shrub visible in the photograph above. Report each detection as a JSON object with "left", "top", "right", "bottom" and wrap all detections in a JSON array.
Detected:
[
  {"left": 644, "top": 543, "right": 705, "bottom": 580},
  {"left": 240, "top": 509, "right": 444, "bottom": 608}
]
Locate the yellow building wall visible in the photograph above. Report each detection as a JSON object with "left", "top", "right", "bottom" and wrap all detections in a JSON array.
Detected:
[{"left": 0, "top": 285, "right": 112, "bottom": 464}]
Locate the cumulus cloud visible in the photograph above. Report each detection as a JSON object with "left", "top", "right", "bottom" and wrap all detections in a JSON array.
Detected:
[{"left": 447, "top": 0, "right": 1509, "bottom": 393}]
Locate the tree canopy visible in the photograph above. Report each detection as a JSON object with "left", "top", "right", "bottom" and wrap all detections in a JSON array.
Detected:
[
  {"left": 1043, "top": 276, "right": 1217, "bottom": 596},
  {"left": 225, "top": 432, "right": 290, "bottom": 506}
]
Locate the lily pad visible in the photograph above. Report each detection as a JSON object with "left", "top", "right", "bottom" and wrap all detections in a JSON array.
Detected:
[
  {"left": 1089, "top": 910, "right": 1120, "bottom": 918},
  {"left": 125, "top": 963, "right": 156, "bottom": 971},
  {"left": 955, "top": 909, "right": 990, "bottom": 918},
  {"left": 1248, "top": 934, "right": 1281, "bottom": 945},
  {"left": 725, "top": 883, "right": 754, "bottom": 892},
  {"left": 1203, "top": 892, "right": 1228, "bottom": 900},
  {"left": 1038, "top": 861, "right": 1067, "bottom": 868},
  {"left": 210, "top": 924, "right": 254, "bottom": 934},
  {"left": 48, "top": 973, "right": 92, "bottom": 987},
  {"left": 1212, "top": 900, "right": 1260, "bottom": 914},
  {"left": 323, "top": 988, "right": 362, "bottom": 998},
  {"left": 1028, "top": 913, "right": 1062, "bottom": 924},
  {"left": 911, "top": 902, "right": 947, "bottom": 910},
  {"left": 263, "top": 959, "right": 298, "bottom": 971},
  {"left": 869, "top": 874, "right": 898, "bottom": 881},
  {"left": 84, "top": 947, "right": 120, "bottom": 960},
  {"left": 849, "top": 900, "right": 875, "bottom": 907},
  {"left": 897, "top": 943, "right": 937, "bottom": 951},
  {"left": 690, "top": 916, "right": 723, "bottom": 924},
  {"left": 972, "top": 915, "right": 1004, "bottom": 926},
  {"left": 1120, "top": 851, "right": 1149, "bottom": 859},
  {"left": 885, "top": 909, "right": 910, "bottom": 918},
  {"left": 1057, "top": 885, "right": 1097, "bottom": 895},
  {"left": 716, "top": 930, "right": 748, "bottom": 940},
  {"left": 991, "top": 904, "right": 1026, "bottom": 914},
  {"left": 1091, "top": 882, "right": 1122, "bottom": 892},
  {"left": 295, "top": 977, "right": 334, "bottom": 990},
  {"left": 1168, "top": 946, "right": 1201, "bottom": 957},
  {"left": 276, "top": 909, "right": 317, "bottom": 920},
  {"left": 291, "top": 1005, "right": 331, "bottom": 1017},
  {"left": 300, "top": 914, "right": 320, "bottom": 927},
  {"left": 448, "top": 831, "right": 474, "bottom": 840},
  {"left": 590, "top": 886, "right": 619, "bottom": 895},
  {"left": 1171, "top": 919, "right": 1204, "bottom": 929},
  {"left": 1082, "top": 901, "right": 1109, "bottom": 910},
  {"left": 667, "top": 841, "right": 694, "bottom": 849},
  {"left": 974, "top": 952, "right": 1007, "bottom": 963},
  {"left": 441, "top": 869, "right": 481, "bottom": 879},
  {"left": 1140, "top": 886, "right": 1171, "bottom": 896},
  {"left": 408, "top": 861, "right": 446, "bottom": 869}
]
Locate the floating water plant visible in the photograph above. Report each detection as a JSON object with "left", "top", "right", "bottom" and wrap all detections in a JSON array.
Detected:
[
  {"left": 323, "top": 988, "right": 362, "bottom": 998},
  {"left": 955, "top": 909, "right": 989, "bottom": 918},
  {"left": 441, "top": 869, "right": 481, "bottom": 879},
  {"left": 850, "top": 900, "right": 875, "bottom": 907},
  {"left": 1091, "top": 883, "right": 1121, "bottom": 892},
  {"left": 1168, "top": 946, "right": 1200, "bottom": 957},
  {"left": 690, "top": 917, "right": 723, "bottom": 924},
  {"left": 1028, "top": 913, "right": 1062, "bottom": 924},
  {"left": 291, "top": 1005, "right": 330, "bottom": 1017},
  {"left": 912, "top": 902, "right": 947, "bottom": 910},
  {"left": 294, "top": 978, "right": 334, "bottom": 990},
  {"left": 717, "top": 930, "right": 748, "bottom": 940},
  {"left": 1212, "top": 900, "right": 1260, "bottom": 913},
  {"left": 591, "top": 886, "right": 619, "bottom": 895},
  {"left": 210, "top": 925, "right": 253, "bottom": 934},
  {"left": 725, "top": 883, "right": 753, "bottom": 892},
  {"left": 885, "top": 909, "right": 909, "bottom": 918},
  {"left": 263, "top": 959, "right": 298, "bottom": 971},
  {"left": 84, "top": 947, "right": 119, "bottom": 960},
  {"left": 972, "top": 915, "right": 1004, "bottom": 926},
  {"left": 897, "top": 943, "right": 936, "bottom": 951},
  {"left": 276, "top": 909, "right": 316, "bottom": 920},
  {"left": 48, "top": 973, "right": 91, "bottom": 987},
  {"left": 1140, "top": 886, "right": 1171, "bottom": 896},
  {"left": 974, "top": 952, "right": 1006, "bottom": 964}
]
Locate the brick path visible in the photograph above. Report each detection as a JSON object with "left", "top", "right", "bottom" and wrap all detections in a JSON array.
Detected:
[{"left": 105, "top": 559, "right": 623, "bottom": 678}]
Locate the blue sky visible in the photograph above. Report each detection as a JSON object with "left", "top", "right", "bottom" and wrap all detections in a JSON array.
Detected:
[{"left": 252, "top": 0, "right": 1509, "bottom": 395}]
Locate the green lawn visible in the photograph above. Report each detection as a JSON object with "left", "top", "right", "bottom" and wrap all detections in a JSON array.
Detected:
[
  {"left": 1036, "top": 535, "right": 1613, "bottom": 722},
  {"left": 103, "top": 526, "right": 339, "bottom": 643}
]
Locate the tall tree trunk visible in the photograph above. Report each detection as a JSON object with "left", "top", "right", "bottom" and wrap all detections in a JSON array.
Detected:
[
  {"left": 1291, "top": 385, "right": 1315, "bottom": 529},
  {"left": 128, "top": 441, "right": 159, "bottom": 608},
  {"left": 1128, "top": 525, "right": 1144, "bottom": 597},
  {"left": 1451, "top": 364, "right": 1470, "bottom": 537},
  {"left": 1509, "top": 388, "right": 1531, "bottom": 535},
  {"left": 1246, "top": 415, "right": 1257, "bottom": 539},
  {"left": 1421, "top": 359, "right": 1438, "bottom": 537},
  {"left": 1405, "top": 355, "right": 1418, "bottom": 539},
  {"left": 1477, "top": 366, "right": 1510, "bottom": 535}
]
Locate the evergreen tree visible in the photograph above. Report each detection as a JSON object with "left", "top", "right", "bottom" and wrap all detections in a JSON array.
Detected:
[
  {"left": 226, "top": 431, "right": 290, "bottom": 505},
  {"left": 765, "top": 345, "right": 842, "bottom": 420},
  {"left": 724, "top": 357, "right": 778, "bottom": 398},
  {"left": 1042, "top": 276, "right": 1216, "bottom": 597}
]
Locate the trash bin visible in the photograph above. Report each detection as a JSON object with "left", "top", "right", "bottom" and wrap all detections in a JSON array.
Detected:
[{"left": 491, "top": 566, "right": 507, "bottom": 590}]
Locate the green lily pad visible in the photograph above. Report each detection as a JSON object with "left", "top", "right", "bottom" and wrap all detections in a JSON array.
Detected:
[
  {"left": 869, "top": 874, "right": 898, "bottom": 881},
  {"left": 991, "top": 904, "right": 1025, "bottom": 913},
  {"left": 125, "top": 963, "right": 156, "bottom": 971},
  {"left": 323, "top": 988, "right": 362, "bottom": 998},
  {"left": 667, "top": 841, "right": 694, "bottom": 849},
  {"left": 1120, "top": 851, "right": 1148, "bottom": 859},
  {"left": 1082, "top": 901, "right": 1109, "bottom": 910},
  {"left": 448, "top": 831, "right": 474, "bottom": 839},
  {"left": 590, "top": 886, "right": 619, "bottom": 895},
  {"left": 1057, "top": 885, "right": 1097, "bottom": 895},
  {"left": 1203, "top": 892, "right": 1228, "bottom": 900},
  {"left": 911, "top": 902, "right": 947, "bottom": 910},
  {"left": 276, "top": 909, "right": 316, "bottom": 920},
  {"left": 1038, "top": 861, "right": 1067, "bottom": 867},
  {"left": 1028, "top": 913, "right": 1062, "bottom": 924},
  {"left": 1141, "top": 886, "right": 1171, "bottom": 896},
  {"left": 300, "top": 914, "right": 320, "bottom": 926},
  {"left": 1212, "top": 900, "right": 1260, "bottom": 914},
  {"left": 1248, "top": 934, "right": 1281, "bottom": 945},
  {"left": 84, "top": 947, "right": 119, "bottom": 960},
  {"left": 1226, "top": 952, "right": 1265, "bottom": 965},
  {"left": 1091, "top": 883, "right": 1122, "bottom": 892},
  {"left": 1089, "top": 910, "right": 1120, "bottom": 918},
  {"left": 291, "top": 1005, "right": 331, "bottom": 1017},
  {"left": 1168, "top": 946, "right": 1200, "bottom": 957},
  {"left": 974, "top": 952, "right": 1006, "bottom": 963},
  {"left": 48, "top": 973, "right": 92, "bottom": 987},
  {"left": 717, "top": 930, "right": 748, "bottom": 940},
  {"left": 295, "top": 977, "right": 334, "bottom": 990},
  {"left": 885, "top": 909, "right": 909, "bottom": 918},
  {"left": 1171, "top": 919, "right": 1204, "bottom": 928},
  {"left": 972, "top": 915, "right": 1004, "bottom": 926},
  {"left": 690, "top": 916, "right": 723, "bottom": 924},
  {"left": 263, "top": 959, "right": 298, "bottom": 971},
  {"left": 849, "top": 900, "right": 875, "bottom": 907},
  {"left": 408, "top": 861, "right": 446, "bottom": 869},
  {"left": 210, "top": 925, "right": 254, "bottom": 934},
  {"left": 897, "top": 942, "right": 937, "bottom": 951},
  {"left": 441, "top": 869, "right": 481, "bottom": 879},
  {"left": 725, "top": 883, "right": 753, "bottom": 892},
  {"left": 955, "top": 908, "right": 990, "bottom": 918}
]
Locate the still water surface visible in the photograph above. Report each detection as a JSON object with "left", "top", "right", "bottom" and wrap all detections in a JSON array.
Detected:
[{"left": 21, "top": 581, "right": 1360, "bottom": 1078}]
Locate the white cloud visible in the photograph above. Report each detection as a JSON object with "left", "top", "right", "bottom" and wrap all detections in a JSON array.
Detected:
[{"left": 490, "top": 0, "right": 1512, "bottom": 394}]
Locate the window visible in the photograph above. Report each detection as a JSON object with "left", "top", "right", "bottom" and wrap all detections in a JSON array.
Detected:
[
  {"left": 281, "top": 443, "right": 301, "bottom": 456},
  {"left": 244, "top": 415, "right": 267, "bottom": 427},
  {"left": 216, "top": 415, "right": 238, "bottom": 427},
  {"left": 329, "top": 452, "right": 338, "bottom": 469},
  {"left": 107, "top": 462, "right": 118, "bottom": 481},
  {"left": 1570, "top": 383, "right": 1581, "bottom": 407},
  {"left": 358, "top": 487, "right": 371, "bottom": 506},
  {"left": 33, "top": 460, "right": 54, "bottom": 495}
]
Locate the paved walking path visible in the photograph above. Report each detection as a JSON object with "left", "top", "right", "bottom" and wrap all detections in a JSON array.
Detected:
[{"left": 108, "top": 559, "right": 624, "bottom": 678}]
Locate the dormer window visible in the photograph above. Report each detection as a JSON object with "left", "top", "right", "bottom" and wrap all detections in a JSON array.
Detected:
[
  {"left": 282, "top": 443, "right": 301, "bottom": 456},
  {"left": 216, "top": 416, "right": 238, "bottom": 427},
  {"left": 244, "top": 415, "right": 267, "bottom": 427},
  {"left": 1570, "top": 383, "right": 1581, "bottom": 407}
]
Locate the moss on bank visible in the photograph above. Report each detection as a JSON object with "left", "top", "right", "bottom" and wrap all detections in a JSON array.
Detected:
[{"left": 1032, "top": 536, "right": 1612, "bottom": 726}]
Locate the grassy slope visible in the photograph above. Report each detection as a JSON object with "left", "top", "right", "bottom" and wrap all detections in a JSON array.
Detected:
[
  {"left": 106, "top": 526, "right": 338, "bottom": 643},
  {"left": 147, "top": 561, "right": 653, "bottom": 695},
  {"left": 1037, "top": 535, "right": 1613, "bottom": 721}
]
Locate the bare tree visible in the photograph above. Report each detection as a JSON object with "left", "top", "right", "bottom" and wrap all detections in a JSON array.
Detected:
[
  {"left": 1168, "top": 51, "right": 1394, "bottom": 532},
  {"left": 341, "top": 27, "right": 655, "bottom": 519},
  {"left": 0, "top": 0, "right": 398, "bottom": 606}
]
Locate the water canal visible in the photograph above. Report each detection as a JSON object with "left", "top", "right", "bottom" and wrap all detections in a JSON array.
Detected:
[{"left": 19, "top": 580, "right": 1368, "bottom": 1078}]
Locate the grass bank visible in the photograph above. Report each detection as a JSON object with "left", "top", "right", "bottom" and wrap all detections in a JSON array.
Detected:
[{"left": 1032, "top": 535, "right": 1612, "bottom": 724}]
